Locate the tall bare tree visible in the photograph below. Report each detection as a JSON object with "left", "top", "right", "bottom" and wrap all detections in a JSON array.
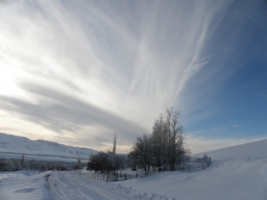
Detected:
[
  {"left": 129, "top": 134, "right": 153, "bottom": 172},
  {"left": 151, "top": 114, "right": 167, "bottom": 168},
  {"left": 129, "top": 108, "right": 188, "bottom": 172}
]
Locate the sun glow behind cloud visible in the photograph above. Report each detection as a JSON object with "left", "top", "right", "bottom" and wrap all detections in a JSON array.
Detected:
[{"left": 0, "top": 0, "right": 266, "bottom": 153}]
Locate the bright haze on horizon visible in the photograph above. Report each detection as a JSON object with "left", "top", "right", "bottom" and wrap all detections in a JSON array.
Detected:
[{"left": 0, "top": 0, "right": 266, "bottom": 154}]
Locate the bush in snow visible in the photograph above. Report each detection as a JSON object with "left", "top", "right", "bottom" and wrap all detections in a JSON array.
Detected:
[{"left": 88, "top": 151, "right": 127, "bottom": 175}]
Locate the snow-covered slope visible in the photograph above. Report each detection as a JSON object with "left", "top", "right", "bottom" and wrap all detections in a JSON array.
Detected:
[
  {"left": 118, "top": 139, "right": 267, "bottom": 200},
  {"left": 195, "top": 139, "right": 267, "bottom": 159},
  {"left": 0, "top": 133, "right": 97, "bottom": 161}
]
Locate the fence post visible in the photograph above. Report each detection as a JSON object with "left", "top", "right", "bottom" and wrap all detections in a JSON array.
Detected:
[{"left": 125, "top": 173, "right": 127, "bottom": 180}]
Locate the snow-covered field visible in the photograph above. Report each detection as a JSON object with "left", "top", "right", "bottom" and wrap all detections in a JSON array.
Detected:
[{"left": 1, "top": 139, "right": 267, "bottom": 200}]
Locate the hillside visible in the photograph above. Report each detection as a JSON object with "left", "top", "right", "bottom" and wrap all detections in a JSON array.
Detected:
[
  {"left": 195, "top": 139, "right": 267, "bottom": 159},
  {"left": 118, "top": 139, "right": 267, "bottom": 200},
  {"left": 0, "top": 133, "right": 97, "bottom": 161}
]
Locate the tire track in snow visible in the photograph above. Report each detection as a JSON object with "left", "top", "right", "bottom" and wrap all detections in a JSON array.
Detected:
[
  {"left": 48, "top": 171, "right": 176, "bottom": 200},
  {"left": 48, "top": 171, "right": 136, "bottom": 200}
]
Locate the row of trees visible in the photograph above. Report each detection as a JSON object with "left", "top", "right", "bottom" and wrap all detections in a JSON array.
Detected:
[
  {"left": 128, "top": 109, "right": 189, "bottom": 171},
  {"left": 0, "top": 157, "right": 83, "bottom": 172},
  {"left": 0, "top": 153, "right": 85, "bottom": 172},
  {"left": 87, "top": 151, "right": 126, "bottom": 175}
]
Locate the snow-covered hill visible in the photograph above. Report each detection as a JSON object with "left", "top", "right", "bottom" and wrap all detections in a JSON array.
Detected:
[
  {"left": 119, "top": 139, "right": 267, "bottom": 200},
  {"left": 195, "top": 138, "right": 267, "bottom": 159},
  {"left": 0, "top": 133, "right": 97, "bottom": 161}
]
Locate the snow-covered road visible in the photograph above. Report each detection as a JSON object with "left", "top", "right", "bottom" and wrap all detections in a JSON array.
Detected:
[
  {"left": 0, "top": 171, "right": 52, "bottom": 200},
  {"left": 48, "top": 171, "right": 137, "bottom": 200},
  {"left": 1, "top": 170, "right": 174, "bottom": 200}
]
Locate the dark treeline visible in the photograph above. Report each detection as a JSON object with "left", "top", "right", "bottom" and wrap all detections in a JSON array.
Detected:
[
  {"left": 0, "top": 156, "right": 85, "bottom": 172},
  {"left": 128, "top": 109, "right": 190, "bottom": 172},
  {"left": 87, "top": 151, "right": 126, "bottom": 175}
]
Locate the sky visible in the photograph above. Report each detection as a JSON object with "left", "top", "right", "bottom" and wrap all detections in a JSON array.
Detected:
[{"left": 0, "top": 0, "right": 266, "bottom": 154}]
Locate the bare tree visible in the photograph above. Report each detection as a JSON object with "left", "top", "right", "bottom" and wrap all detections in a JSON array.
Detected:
[
  {"left": 129, "top": 134, "right": 154, "bottom": 172},
  {"left": 151, "top": 114, "right": 167, "bottom": 168},
  {"left": 164, "top": 108, "right": 184, "bottom": 171},
  {"left": 129, "top": 108, "right": 188, "bottom": 172},
  {"left": 20, "top": 154, "right": 25, "bottom": 166}
]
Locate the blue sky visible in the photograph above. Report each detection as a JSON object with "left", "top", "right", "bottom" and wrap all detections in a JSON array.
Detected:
[{"left": 0, "top": 0, "right": 266, "bottom": 153}]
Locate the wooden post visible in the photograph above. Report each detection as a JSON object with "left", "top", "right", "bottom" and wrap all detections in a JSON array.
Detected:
[{"left": 125, "top": 173, "right": 127, "bottom": 180}]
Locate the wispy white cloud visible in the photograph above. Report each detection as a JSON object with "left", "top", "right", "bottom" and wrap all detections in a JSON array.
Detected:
[{"left": 0, "top": 0, "right": 265, "bottom": 152}]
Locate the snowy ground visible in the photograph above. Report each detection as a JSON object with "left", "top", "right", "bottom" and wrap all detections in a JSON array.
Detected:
[
  {"left": 0, "top": 170, "right": 52, "bottom": 200},
  {"left": 119, "top": 139, "right": 267, "bottom": 200},
  {"left": 0, "top": 170, "right": 173, "bottom": 200},
  {"left": 1, "top": 139, "right": 267, "bottom": 200}
]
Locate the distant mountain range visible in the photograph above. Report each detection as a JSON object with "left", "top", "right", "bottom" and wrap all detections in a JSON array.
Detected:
[{"left": 0, "top": 133, "right": 97, "bottom": 162}]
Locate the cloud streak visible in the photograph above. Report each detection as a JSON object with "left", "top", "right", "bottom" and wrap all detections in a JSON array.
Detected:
[{"left": 0, "top": 0, "right": 266, "bottom": 153}]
